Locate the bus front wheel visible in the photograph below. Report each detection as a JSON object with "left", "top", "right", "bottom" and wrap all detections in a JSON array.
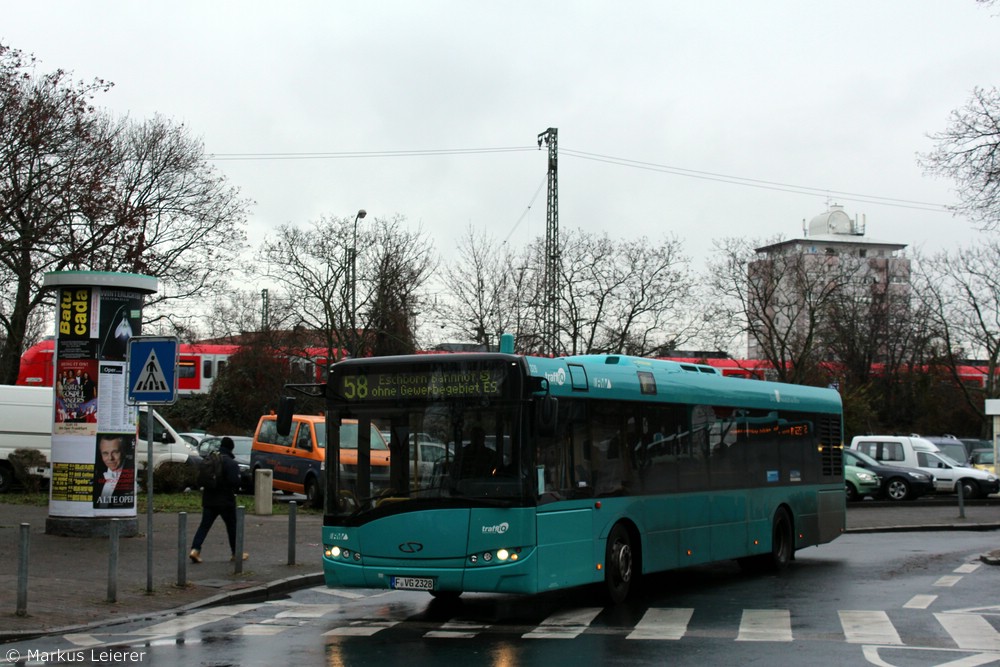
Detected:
[
  {"left": 603, "top": 523, "right": 635, "bottom": 604},
  {"left": 430, "top": 590, "right": 461, "bottom": 601}
]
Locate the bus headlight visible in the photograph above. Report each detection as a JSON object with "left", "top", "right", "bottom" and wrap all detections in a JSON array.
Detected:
[
  {"left": 471, "top": 547, "right": 522, "bottom": 564},
  {"left": 325, "top": 545, "right": 363, "bottom": 562}
]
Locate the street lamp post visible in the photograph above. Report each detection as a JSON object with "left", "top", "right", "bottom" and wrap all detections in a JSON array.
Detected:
[{"left": 350, "top": 209, "right": 367, "bottom": 358}]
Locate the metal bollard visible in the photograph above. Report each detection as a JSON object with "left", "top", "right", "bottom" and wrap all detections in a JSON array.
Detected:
[
  {"left": 288, "top": 501, "right": 297, "bottom": 566},
  {"left": 958, "top": 480, "right": 966, "bottom": 518},
  {"left": 108, "top": 519, "right": 119, "bottom": 603},
  {"left": 16, "top": 523, "right": 29, "bottom": 616},
  {"left": 177, "top": 512, "right": 187, "bottom": 587},
  {"left": 234, "top": 506, "right": 245, "bottom": 574}
]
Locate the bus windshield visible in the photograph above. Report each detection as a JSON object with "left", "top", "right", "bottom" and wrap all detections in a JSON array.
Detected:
[{"left": 326, "top": 358, "right": 530, "bottom": 517}]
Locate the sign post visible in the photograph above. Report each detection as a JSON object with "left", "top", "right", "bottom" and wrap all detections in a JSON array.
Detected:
[
  {"left": 986, "top": 400, "right": 1000, "bottom": 477},
  {"left": 127, "top": 336, "right": 178, "bottom": 592}
]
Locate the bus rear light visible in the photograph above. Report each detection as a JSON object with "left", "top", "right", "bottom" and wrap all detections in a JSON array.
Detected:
[
  {"left": 753, "top": 539, "right": 759, "bottom": 546},
  {"left": 686, "top": 549, "right": 693, "bottom": 556}
]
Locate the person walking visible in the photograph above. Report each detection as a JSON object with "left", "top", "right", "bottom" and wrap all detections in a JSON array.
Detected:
[{"left": 189, "top": 437, "right": 248, "bottom": 563}]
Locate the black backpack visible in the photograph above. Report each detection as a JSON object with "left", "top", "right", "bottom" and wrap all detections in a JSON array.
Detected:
[{"left": 198, "top": 451, "right": 223, "bottom": 490}]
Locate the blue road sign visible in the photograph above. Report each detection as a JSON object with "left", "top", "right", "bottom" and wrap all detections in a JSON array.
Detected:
[{"left": 127, "top": 336, "right": 178, "bottom": 404}]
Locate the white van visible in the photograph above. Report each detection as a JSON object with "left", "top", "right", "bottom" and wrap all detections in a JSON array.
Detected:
[
  {"left": 135, "top": 407, "right": 201, "bottom": 473},
  {"left": 850, "top": 435, "right": 999, "bottom": 499},
  {"left": 0, "top": 385, "right": 53, "bottom": 492}
]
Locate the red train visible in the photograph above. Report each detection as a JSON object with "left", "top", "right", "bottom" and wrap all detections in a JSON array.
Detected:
[
  {"left": 17, "top": 338, "right": 244, "bottom": 395},
  {"left": 15, "top": 338, "right": 997, "bottom": 394}
]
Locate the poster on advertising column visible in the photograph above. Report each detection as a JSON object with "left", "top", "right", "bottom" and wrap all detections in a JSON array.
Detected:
[
  {"left": 91, "top": 432, "right": 136, "bottom": 512},
  {"left": 47, "top": 280, "right": 149, "bottom": 518}
]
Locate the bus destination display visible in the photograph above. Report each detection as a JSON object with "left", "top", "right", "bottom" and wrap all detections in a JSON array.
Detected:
[{"left": 338, "top": 368, "right": 506, "bottom": 402}]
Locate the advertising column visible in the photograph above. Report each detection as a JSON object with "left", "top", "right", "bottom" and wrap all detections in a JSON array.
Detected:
[{"left": 43, "top": 271, "right": 158, "bottom": 537}]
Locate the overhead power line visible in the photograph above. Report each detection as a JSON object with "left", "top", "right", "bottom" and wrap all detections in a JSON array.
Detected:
[
  {"left": 208, "top": 146, "right": 537, "bottom": 160},
  {"left": 206, "top": 144, "right": 952, "bottom": 213},
  {"left": 559, "top": 148, "right": 950, "bottom": 213}
]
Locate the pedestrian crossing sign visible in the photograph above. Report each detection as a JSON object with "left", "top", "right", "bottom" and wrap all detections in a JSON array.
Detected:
[{"left": 127, "top": 336, "right": 178, "bottom": 404}]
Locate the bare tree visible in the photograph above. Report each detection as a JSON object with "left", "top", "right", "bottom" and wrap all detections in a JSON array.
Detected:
[
  {"left": 439, "top": 226, "right": 543, "bottom": 352},
  {"left": 920, "top": 86, "right": 1000, "bottom": 230},
  {"left": 555, "top": 229, "right": 694, "bottom": 356},
  {"left": 917, "top": 240, "right": 1000, "bottom": 419},
  {"left": 360, "top": 215, "right": 436, "bottom": 356},
  {"left": 708, "top": 236, "right": 861, "bottom": 384},
  {"left": 256, "top": 216, "right": 352, "bottom": 368},
  {"left": 0, "top": 44, "right": 119, "bottom": 383},
  {"left": 257, "top": 214, "right": 436, "bottom": 366},
  {"left": 86, "top": 114, "right": 250, "bottom": 330},
  {"left": 0, "top": 44, "right": 251, "bottom": 384}
]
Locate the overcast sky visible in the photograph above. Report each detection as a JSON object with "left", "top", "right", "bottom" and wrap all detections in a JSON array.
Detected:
[{"left": 4, "top": 1, "right": 998, "bottom": 272}]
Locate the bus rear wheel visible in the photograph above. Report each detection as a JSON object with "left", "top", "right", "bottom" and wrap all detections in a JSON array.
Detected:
[
  {"left": 603, "top": 523, "right": 635, "bottom": 604},
  {"left": 768, "top": 508, "right": 793, "bottom": 569},
  {"left": 739, "top": 507, "right": 793, "bottom": 573}
]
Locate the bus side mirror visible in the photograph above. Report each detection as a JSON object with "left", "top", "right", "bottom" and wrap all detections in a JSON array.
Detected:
[
  {"left": 535, "top": 395, "right": 558, "bottom": 437},
  {"left": 277, "top": 396, "right": 296, "bottom": 437}
]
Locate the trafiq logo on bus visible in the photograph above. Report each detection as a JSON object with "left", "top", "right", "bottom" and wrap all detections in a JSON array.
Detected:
[
  {"left": 482, "top": 522, "right": 510, "bottom": 534},
  {"left": 544, "top": 368, "right": 566, "bottom": 386}
]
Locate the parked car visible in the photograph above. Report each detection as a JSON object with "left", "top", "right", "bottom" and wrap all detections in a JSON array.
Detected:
[
  {"left": 845, "top": 463, "right": 880, "bottom": 502},
  {"left": 850, "top": 434, "right": 940, "bottom": 470},
  {"left": 850, "top": 435, "right": 999, "bottom": 499},
  {"left": 919, "top": 435, "right": 973, "bottom": 466},
  {"left": 968, "top": 448, "right": 996, "bottom": 474},
  {"left": 962, "top": 439, "right": 992, "bottom": 462},
  {"left": 179, "top": 432, "right": 212, "bottom": 447},
  {"left": 843, "top": 448, "right": 934, "bottom": 501},
  {"left": 914, "top": 449, "right": 998, "bottom": 499},
  {"left": 198, "top": 435, "right": 253, "bottom": 493}
]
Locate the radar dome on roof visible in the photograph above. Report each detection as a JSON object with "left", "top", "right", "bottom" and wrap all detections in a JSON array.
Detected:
[{"left": 808, "top": 204, "right": 855, "bottom": 235}]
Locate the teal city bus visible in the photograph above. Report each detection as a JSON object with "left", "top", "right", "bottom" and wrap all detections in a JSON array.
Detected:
[{"left": 294, "top": 337, "right": 844, "bottom": 603}]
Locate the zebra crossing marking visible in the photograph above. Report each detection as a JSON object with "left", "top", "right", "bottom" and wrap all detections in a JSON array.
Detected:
[
  {"left": 425, "top": 621, "right": 491, "bottom": 638},
  {"left": 935, "top": 613, "right": 1000, "bottom": 651},
  {"left": 273, "top": 604, "right": 340, "bottom": 618},
  {"left": 904, "top": 595, "right": 937, "bottom": 610},
  {"left": 839, "top": 611, "right": 903, "bottom": 645},
  {"left": 737, "top": 609, "right": 792, "bottom": 642},
  {"left": 64, "top": 634, "right": 103, "bottom": 647},
  {"left": 233, "top": 625, "right": 288, "bottom": 636},
  {"left": 125, "top": 604, "right": 263, "bottom": 636},
  {"left": 322, "top": 620, "right": 400, "bottom": 637},
  {"left": 626, "top": 608, "right": 694, "bottom": 640},
  {"left": 311, "top": 586, "right": 370, "bottom": 599},
  {"left": 523, "top": 608, "right": 603, "bottom": 639},
  {"left": 936, "top": 575, "right": 963, "bottom": 587}
]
